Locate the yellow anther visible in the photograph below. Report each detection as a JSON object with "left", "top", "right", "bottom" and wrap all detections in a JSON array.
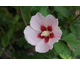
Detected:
[{"left": 41, "top": 31, "right": 50, "bottom": 37}]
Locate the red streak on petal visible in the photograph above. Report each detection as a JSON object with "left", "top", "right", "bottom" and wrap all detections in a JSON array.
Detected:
[
  {"left": 47, "top": 26, "right": 52, "bottom": 31},
  {"left": 50, "top": 33, "right": 54, "bottom": 38},
  {"left": 45, "top": 36, "right": 49, "bottom": 43},
  {"left": 40, "top": 25, "right": 46, "bottom": 31},
  {"left": 38, "top": 33, "right": 44, "bottom": 39}
]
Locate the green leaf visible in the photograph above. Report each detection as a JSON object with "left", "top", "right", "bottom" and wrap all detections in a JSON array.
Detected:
[
  {"left": 59, "top": 54, "right": 67, "bottom": 59},
  {"left": 1, "top": 34, "right": 9, "bottom": 47},
  {"left": 23, "top": 13, "right": 30, "bottom": 24},
  {"left": 17, "top": 37, "right": 26, "bottom": 47},
  {"left": 70, "top": 25, "right": 80, "bottom": 38},
  {"left": 12, "top": 6, "right": 20, "bottom": 12},
  {"left": 1, "top": 26, "right": 14, "bottom": 47},
  {"left": 62, "top": 33, "right": 80, "bottom": 49},
  {"left": 30, "top": 6, "right": 41, "bottom": 15},
  {"left": 54, "top": 6, "right": 69, "bottom": 18},
  {"left": 62, "top": 29, "right": 70, "bottom": 38},
  {"left": 18, "top": 22, "right": 25, "bottom": 31},
  {"left": 54, "top": 41, "right": 71, "bottom": 58},
  {"left": 62, "top": 33, "right": 80, "bottom": 56},
  {"left": 13, "top": 6, "right": 31, "bottom": 23},
  {"left": 0, "top": 12, "right": 14, "bottom": 27},
  {"left": 70, "top": 25, "right": 77, "bottom": 35},
  {"left": 21, "top": 6, "right": 31, "bottom": 24},
  {"left": 31, "top": 53, "right": 45, "bottom": 59},
  {"left": 75, "top": 48, "right": 80, "bottom": 56},
  {"left": 74, "top": 6, "right": 80, "bottom": 10},
  {"left": 42, "top": 48, "right": 59, "bottom": 59},
  {"left": 17, "top": 37, "right": 30, "bottom": 49},
  {"left": 71, "top": 19, "right": 80, "bottom": 39},
  {"left": 11, "top": 51, "right": 20, "bottom": 59},
  {"left": 39, "top": 6, "right": 48, "bottom": 17},
  {"left": 22, "top": 6, "right": 31, "bottom": 13},
  {"left": 14, "top": 14, "right": 20, "bottom": 21},
  {"left": 68, "top": 15, "right": 75, "bottom": 23},
  {"left": 7, "top": 26, "right": 14, "bottom": 40},
  {"left": 59, "top": 54, "right": 72, "bottom": 59}
]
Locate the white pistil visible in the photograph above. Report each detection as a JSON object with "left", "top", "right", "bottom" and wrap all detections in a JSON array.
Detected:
[{"left": 41, "top": 31, "right": 51, "bottom": 37}]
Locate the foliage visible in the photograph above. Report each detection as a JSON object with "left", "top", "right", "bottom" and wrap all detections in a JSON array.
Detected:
[{"left": 0, "top": 6, "right": 80, "bottom": 59}]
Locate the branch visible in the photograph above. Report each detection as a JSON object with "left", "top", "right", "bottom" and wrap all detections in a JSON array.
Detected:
[
  {"left": 69, "top": 14, "right": 80, "bottom": 28},
  {"left": 19, "top": 6, "right": 27, "bottom": 26},
  {"left": 0, "top": 7, "right": 17, "bottom": 24},
  {"left": 0, "top": 49, "right": 12, "bottom": 59},
  {"left": 1, "top": 26, "right": 15, "bottom": 52},
  {"left": 9, "top": 44, "right": 15, "bottom": 52}
]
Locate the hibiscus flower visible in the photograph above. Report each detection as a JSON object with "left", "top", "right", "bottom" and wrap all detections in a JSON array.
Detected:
[{"left": 24, "top": 12, "right": 62, "bottom": 53}]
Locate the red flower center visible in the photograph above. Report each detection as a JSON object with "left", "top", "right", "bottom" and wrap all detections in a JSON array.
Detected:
[{"left": 38, "top": 25, "right": 54, "bottom": 43}]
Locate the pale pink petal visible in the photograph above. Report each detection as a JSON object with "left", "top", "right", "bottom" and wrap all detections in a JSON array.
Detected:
[
  {"left": 47, "top": 27, "right": 62, "bottom": 49},
  {"left": 48, "top": 43, "right": 53, "bottom": 50},
  {"left": 47, "top": 27, "right": 62, "bottom": 50},
  {"left": 53, "top": 27, "right": 62, "bottom": 37},
  {"left": 24, "top": 12, "right": 62, "bottom": 53},
  {"left": 24, "top": 26, "right": 42, "bottom": 45},
  {"left": 45, "top": 14, "right": 58, "bottom": 27},
  {"left": 47, "top": 37, "right": 60, "bottom": 50},
  {"left": 30, "top": 12, "right": 46, "bottom": 32},
  {"left": 35, "top": 39, "right": 50, "bottom": 53}
]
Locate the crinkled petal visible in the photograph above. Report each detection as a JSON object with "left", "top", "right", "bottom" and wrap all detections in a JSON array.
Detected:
[
  {"left": 46, "top": 14, "right": 58, "bottom": 27},
  {"left": 30, "top": 12, "right": 46, "bottom": 32},
  {"left": 35, "top": 39, "right": 50, "bottom": 53},
  {"left": 24, "top": 26, "right": 42, "bottom": 45}
]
